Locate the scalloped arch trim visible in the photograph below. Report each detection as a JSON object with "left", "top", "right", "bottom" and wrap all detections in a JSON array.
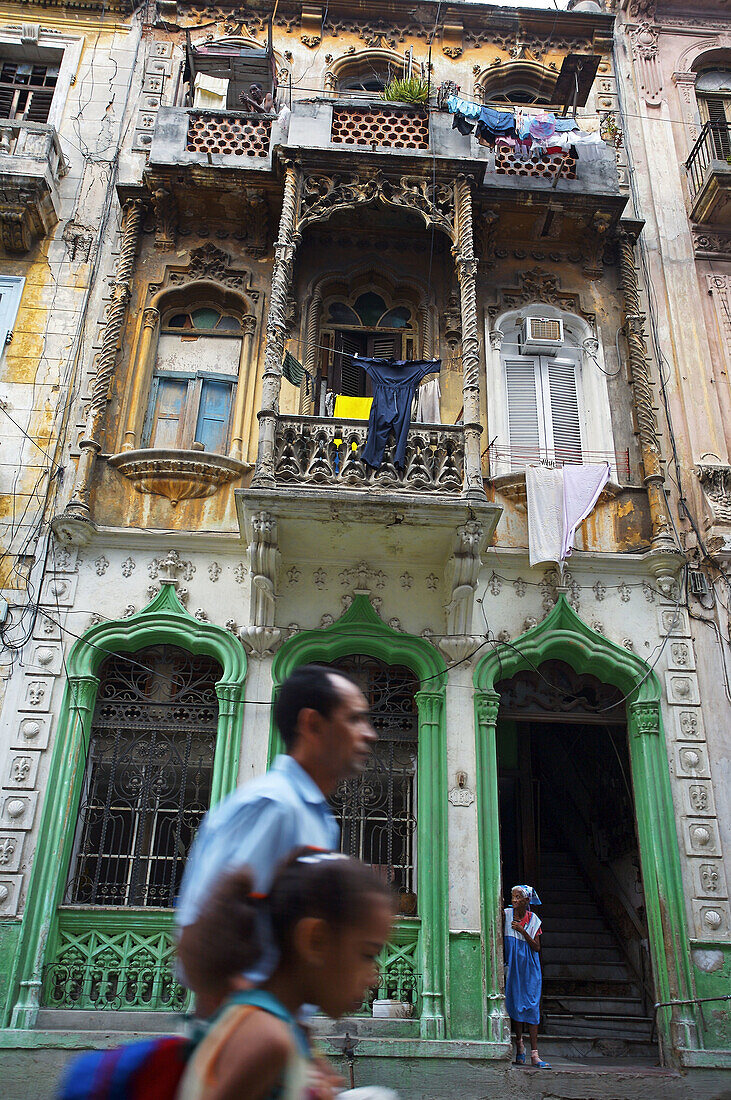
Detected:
[
  {"left": 473, "top": 594, "right": 661, "bottom": 703},
  {"left": 272, "top": 594, "right": 446, "bottom": 688},
  {"left": 67, "top": 582, "right": 247, "bottom": 684}
]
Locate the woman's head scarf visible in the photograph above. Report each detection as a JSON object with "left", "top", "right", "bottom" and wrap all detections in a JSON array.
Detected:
[{"left": 512, "top": 884, "right": 542, "bottom": 906}]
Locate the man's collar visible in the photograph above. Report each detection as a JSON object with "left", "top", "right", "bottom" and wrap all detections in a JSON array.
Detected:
[{"left": 271, "top": 754, "right": 329, "bottom": 806}]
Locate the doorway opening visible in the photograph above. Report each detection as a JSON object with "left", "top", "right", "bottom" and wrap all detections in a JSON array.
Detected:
[{"left": 496, "top": 660, "right": 658, "bottom": 1060}]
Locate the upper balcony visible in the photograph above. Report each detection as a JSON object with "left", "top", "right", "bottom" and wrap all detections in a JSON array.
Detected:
[
  {"left": 686, "top": 120, "right": 731, "bottom": 227},
  {"left": 0, "top": 119, "right": 65, "bottom": 251},
  {"left": 146, "top": 95, "right": 622, "bottom": 208}
]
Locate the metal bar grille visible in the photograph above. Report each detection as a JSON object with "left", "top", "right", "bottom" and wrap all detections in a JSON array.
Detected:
[
  {"left": 65, "top": 645, "right": 220, "bottom": 908},
  {"left": 328, "top": 656, "right": 418, "bottom": 908}
]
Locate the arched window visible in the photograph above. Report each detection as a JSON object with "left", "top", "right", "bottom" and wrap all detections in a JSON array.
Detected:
[
  {"left": 337, "top": 58, "right": 406, "bottom": 96},
  {"left": 328, "top": 655, "right": 418, "bottom": 914},
  {"left": 143, "top": 305, "right": 243, "bottom": 453},
  {"left": 322, "top": 290, "right": 417, "bottom": 398},
  {"left": 695, "top": 70, "right": 731, "bottom": 159},
  {"left": 65, "top": 645, "right": 222, "bottom": 908},
  {"left": 480, "top": 63, "right": 557, "bottom": 108}
]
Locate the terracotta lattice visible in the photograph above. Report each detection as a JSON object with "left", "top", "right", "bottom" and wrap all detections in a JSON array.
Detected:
[
  {"left": 496, "top": 151, "right": 577, "bottom": 181},
  {"left": 186, "top": 112, "right": 272, "bottom": 157},
  {"left": 331, "top": 107, "right": 429, "bottom": 150}
]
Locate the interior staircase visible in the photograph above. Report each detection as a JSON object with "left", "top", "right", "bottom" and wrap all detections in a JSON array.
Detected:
[{"left": 536, "top": 836, "right": 658, "bottom": 1062}]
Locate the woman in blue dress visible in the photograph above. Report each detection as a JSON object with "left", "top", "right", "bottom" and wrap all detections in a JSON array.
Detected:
[{"left": 504, "top": 885, "right": 551, "bottom": 1068}]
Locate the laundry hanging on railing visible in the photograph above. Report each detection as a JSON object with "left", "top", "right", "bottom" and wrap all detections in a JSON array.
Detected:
[
  {"left": 525, "top": 462, "right": 610, "bottom": 567},
  {"left": 353, "top": 356, "right": 441, "bottom": 470}
]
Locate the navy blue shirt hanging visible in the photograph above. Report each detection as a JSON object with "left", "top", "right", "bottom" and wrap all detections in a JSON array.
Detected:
[{"left": 357, "top": 357, "right": 441, "bottom": 470}]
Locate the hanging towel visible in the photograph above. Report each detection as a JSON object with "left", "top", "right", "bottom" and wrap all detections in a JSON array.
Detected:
[
  {"left": 562, "top": 463, "right": 610, "bottom": 560},
  {"left": 282, "top": 350, "right": 304, "bottom": 386},
  {"left": 526, "top": 466, "right": 564, "bottom": 567},
  {"left": 526, "top": 464, "right": 610, "bottom": 566},
  {"left": 528, "top": 111, "right": 557, "bottom": 142},
  {"left": 415, "top": 376, "right": 441, "bottom": 423},
  {"left": 571, "top": 130, "right": 607, "bottom": 163},
  {"left": 193, "top": 73, "right": 229, "bottom": 109},
  {"left": 333, "top": 395, "right": 372, "bottom": 420},
  {"left": 554, "top": 117, "right": 582, "bottom": 133}
]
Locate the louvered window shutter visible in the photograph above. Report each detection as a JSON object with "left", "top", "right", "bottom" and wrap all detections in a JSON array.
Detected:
[
  {"left": 699, "top": 94, "right": 731, "bottom": 159},
  {"left": 545, "top": 357, "right": 582, "bottom": 463},
  {"left": 505, "top": 356, "right": 541, "bottom": 466}
]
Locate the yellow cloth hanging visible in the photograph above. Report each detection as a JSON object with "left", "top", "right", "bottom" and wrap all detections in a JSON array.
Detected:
[
  {"left": 334, "top": 395, "right": 372, "bottom": 420},
  {"left": 333, "top": 395, "right": 372, "bottom": 448}
]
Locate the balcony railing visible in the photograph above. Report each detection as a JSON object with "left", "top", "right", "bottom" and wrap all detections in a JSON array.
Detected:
[
  {"left": 686, "top": 120, "right": 731, "bottom": 225},
  {"left": 490, "top": 444, "right": 630, "bottom": 483},
  {"left": 186, "top": 109, "right": 272, "bottom": 158},
  {"left": 0, "top": 119, "right": 65, "bottom": 251},
  {"left": 273, "top": 415, "right": 464, "bottom": 494}
]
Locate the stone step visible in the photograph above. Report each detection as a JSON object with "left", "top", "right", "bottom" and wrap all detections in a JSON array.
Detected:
[
  {"left": 544, "top": 978, "right": 641, "bottom": 999},
  {"left": 547, "top": 930, "right": 617, "bottom": 947},
  {"left": 536, "top": 1033, "right": 659, "bottom": 1063},
  {"left": 310, "top": 1015, "right": 419, "bottom": 1039},
  {"left": 543, "top": 994, "right": 648, "bottom": 1017},
  {"left": 544, "top": 1013, "right": 654, "bottom": 1038},
  {"left": 36, "top": 1009, "right": 181, "bottom": 1032},
  {"left": 543, "top": 961, "right": 633, "bottom": 980}
]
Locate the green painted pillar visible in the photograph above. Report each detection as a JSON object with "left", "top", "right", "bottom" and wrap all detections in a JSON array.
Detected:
[
  {"left": 211, "top": 682, "right": 246, "bottom": 806},
  {"left": 415, "top": 688, "right": 448, "bottom": 1039},
  {"left": 628, "top": 700, "right": 700, "bottom": 1060},
  {"left": 7, "top": 675, "right": 98, "bottom": 1029},
  {"left": 474, "top": 691, "right": 511, "bottom": 1045}
]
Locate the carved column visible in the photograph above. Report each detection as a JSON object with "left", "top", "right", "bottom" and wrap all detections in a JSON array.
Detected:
[
  {"left": 122, "top": 307, "right": 160, "bottom": 452},
  {"left": 52, "top": 199, "right": 145, "bottom": 544},
  {"left": 252, "top": 163, "right": 302, "bottom": 488},
  {"left": 230, "top": 315, "right": 258, "bottom": 462},
  {"left": 453, "top": 177, "right": 486, "bottom": 500},
  {"left": 617, "top": 228, "right": 678, "bottom": 555},
  {"left": 301, "top": 287, "right": 322, "bottom": 415}
]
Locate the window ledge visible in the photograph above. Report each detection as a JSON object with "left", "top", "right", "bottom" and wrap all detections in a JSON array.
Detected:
[{"left": 108, "top": 448, "right": 251, "bottom": 506}]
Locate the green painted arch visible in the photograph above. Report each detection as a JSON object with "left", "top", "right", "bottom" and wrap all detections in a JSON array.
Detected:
[
  {"left": 471, "top": 594, "right": 698, "bottom": 1062},
  {"left": 271, "top": 594, "right": 447, "bottom": 688},
  {"left": 5, "top": 582, "right": 248, "bottom": 1030},
  {"left": 66, "top": 582, "right": 248, "bottom": 684},
  {"left": 271, "top": 595, "right": 450, "bottom": 1039},
  {"left": 473, "top": 594, "right": 661, "bottom": 702}
]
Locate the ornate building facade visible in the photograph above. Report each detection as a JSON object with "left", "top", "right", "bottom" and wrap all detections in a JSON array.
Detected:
[{"left": 0, "top": 0, "right": 728, "bottom": 1094}]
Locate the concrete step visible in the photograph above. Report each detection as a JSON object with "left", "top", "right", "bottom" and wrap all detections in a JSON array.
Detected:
[
  {"left": 544, "top": 978, "right": 641, "bottom": 999},
  {"left": 311, "top": 1015, "right": 419, "bottom": 1039},
  {"left": 543, "top": 961, "right": 633, "bottom": 980},
  {"left": 542, "top": 946, "right": 626, "bottom": 965}
]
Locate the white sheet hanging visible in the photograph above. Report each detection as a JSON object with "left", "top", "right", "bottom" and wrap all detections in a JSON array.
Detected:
[
  {"left": 526, "top": 463, "right": 610, "bottom": 567},
  {"left": 193, "top": 73, "right": 229, "bottom": 109}
]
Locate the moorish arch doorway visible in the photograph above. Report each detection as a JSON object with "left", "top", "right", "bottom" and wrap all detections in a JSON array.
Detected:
[{"left": 494, "top": 659, "right": 657, "bottom": 1055}]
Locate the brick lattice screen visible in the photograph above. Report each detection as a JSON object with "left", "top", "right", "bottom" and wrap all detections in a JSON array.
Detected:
[
  {"left": 186, "top": 113, "right": 272, "bottom": 157},
  {"left": 496, "top": 151, "right": 577, "bottom": 180},
  {"left": 331, "top": 107, "right": 429, "bottom": 150}
]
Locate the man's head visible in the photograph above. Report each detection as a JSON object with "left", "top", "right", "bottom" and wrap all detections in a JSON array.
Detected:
[
  {"left": 274, "top": 664, "right": 376, "bottom": 789},
  {"left": 249, "top": 82, "right": 264, "bottom": 103}
]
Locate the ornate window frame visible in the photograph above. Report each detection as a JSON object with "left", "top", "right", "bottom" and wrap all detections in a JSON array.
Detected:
[
  {"left": 472, "top": 596, "right": 699, "bottom": 1060},
  {"left": 270, "top": 596, "right": 449, "bottom": 1040},
  {"left": 4, "top": 583, "right": 247, "bottom": 1029},
  {"left": 486, "top": 303, "right": 617, "bottom": 483}
]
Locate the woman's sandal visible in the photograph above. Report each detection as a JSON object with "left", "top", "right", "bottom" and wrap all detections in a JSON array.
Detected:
[
  {"left": 514, "top": 1051, "right": 526, "bottom": 1065},
  {"left": 530, "top": 1058, "right": 552, "bottom": 1069}
]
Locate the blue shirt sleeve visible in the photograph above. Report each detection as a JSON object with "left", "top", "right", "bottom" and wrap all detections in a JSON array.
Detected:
[{"left": 175, "top": 795, "right": 296, "bottom": 929}]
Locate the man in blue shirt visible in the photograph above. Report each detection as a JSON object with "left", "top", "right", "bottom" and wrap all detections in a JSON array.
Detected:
[{"left": 176, "top": 663, "right": 376, "bottom": 986}]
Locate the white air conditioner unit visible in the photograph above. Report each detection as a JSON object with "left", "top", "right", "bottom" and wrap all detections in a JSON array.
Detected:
[{"left": 521, "top": 317, "right": 564, "bottom": 355}]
